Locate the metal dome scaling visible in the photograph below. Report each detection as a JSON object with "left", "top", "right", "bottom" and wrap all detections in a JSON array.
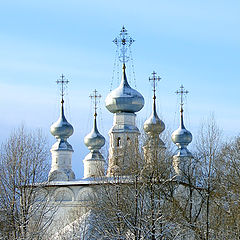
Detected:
[
  {"left": 84, "top": 90, "right": 105, "bottom": 151},
  {"left": 106, "top": 27, "right": 144, "bottom": 114},
  {"left": 171, "top": 113, "right": 192, "bottom": 147},
  {"left": 144, "top": 109, "right": 165, "bottom": 135},
  {"left": 171, "top": 85, "right": 192, "bottom": 157},
  {"left": 50, "top": 100, "right": 74, "bottom": 140},
  {"left": 144, "top": 71, "right": 165, "bottom": 135},
  {"left": 84, "top": 118, "right": 105, "bottom": 150},
  {"left": 105, "top": 64, "right": 144, "bottom": 113},
  {"left": 50, "top": 75, "right": 74, "bottom": 151}
]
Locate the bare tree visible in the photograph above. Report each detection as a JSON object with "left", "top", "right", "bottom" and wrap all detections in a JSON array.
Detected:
[
  {"left": 210, "top": 135, "right": 240, "bottom": 239},
  {"left": 0, "top": 126, "right": 53, "bottom": 239},
  {"left": 86, "top": 131, "right": 176, "bottom": 240},
  {"left": 46, "top": 115, "right": 240, "bottom": 240},
  {"left": 194, "top": 115, "right": 222, "bottom": 240}
]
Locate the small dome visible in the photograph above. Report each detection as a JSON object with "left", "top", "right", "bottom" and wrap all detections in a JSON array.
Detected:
[
  {"left": 144, "top": 115, "right": 165, "bottom": 135},
  {"left": 105, "top": 64, "right": 144, "bottom": 113},
  {"left": 171, "top": 117, "right": 192, "bottom": 146},
  {"left": 172, "top": 85, "right": 192, "bottom": 148},
  {"left": 144, "top": 105, "right": 165, "bottom": 135},
  {"left": 50, "top": 103, "right": 73, "bottom": 140},
  {"left": 84, "top": 119, "right": 105, "bottom": 150}
]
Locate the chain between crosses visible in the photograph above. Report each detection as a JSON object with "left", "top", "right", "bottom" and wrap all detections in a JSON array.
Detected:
[
  {"left": 90, "top": 89, "right": 101, "bottom": 119},
  {"left": 56, "top": 74, "right": 69, "bottom": 103},
  {"left": 176, "top": 85, "right": 189, "bottom": 112},
  {"left": 149, "top": 71, "right": 161, "bottom": 100}
]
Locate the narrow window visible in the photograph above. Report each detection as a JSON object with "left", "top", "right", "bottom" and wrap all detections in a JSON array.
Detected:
[{"left": 117, "top": 137, "right": 121, "bottom": 147}]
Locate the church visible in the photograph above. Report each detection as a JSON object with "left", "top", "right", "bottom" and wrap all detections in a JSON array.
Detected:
[{"left": 45, "top": 27, "right": 194, "bottom": 239}]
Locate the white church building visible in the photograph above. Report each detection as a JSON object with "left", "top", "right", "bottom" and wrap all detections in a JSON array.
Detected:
[{"left": 44, "top": 27, "right": 194, "bottom": 239}]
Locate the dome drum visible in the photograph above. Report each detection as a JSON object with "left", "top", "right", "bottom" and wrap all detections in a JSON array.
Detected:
[
  {"left": 51, "top": 139, "right": 73, "bottom": 151},
  {"left": 173, "top": 147, "right": 193, "bottom": 158},
  {"left": 83, "top": 151, "right": 105, "bottom": 162}
]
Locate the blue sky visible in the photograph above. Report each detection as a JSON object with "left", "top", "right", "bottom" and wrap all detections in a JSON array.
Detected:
[{"left": 0, "top": 0, "right": 239, "bottom": 178}]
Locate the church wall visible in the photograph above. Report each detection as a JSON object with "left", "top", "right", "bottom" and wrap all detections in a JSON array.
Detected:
[{"left": 43, "top": 183, "right": 98, "bottom": 237}]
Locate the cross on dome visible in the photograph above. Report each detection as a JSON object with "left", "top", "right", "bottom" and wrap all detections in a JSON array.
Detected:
[
  {"left": 149, "top": 71, "right": 161, "bottom": 100},
  {"left": 171, "top": 85, "right": 192, "bottom": 160},
  {"left": 84, "top": 90, "right": 105, "bottom": 154},
  {"left": 50, "top": 74, "right": 73, "bottom": 147},
  {"left": 113, "top": 26, "right": 135, "bottom": 63},
  {"left": 143, "top": 71, "right": 165, "bottom": 137},
  {"left": 176, "top": 85, "right": 189, "bottom": 111},
  {"left": 90, "top": 89, "right": 101, "bottom": 118},
  {"left": 56, "top": 74, "right": 69, "bottom": 103}
]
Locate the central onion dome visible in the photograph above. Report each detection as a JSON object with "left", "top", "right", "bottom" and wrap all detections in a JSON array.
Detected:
[
  {"left": 105, "top": 64, "right": 144, "bottom": 113},
  {"left": 84, "top": 118, "right": 105, "bottom": 151},
  {"left": 50, "top": 100, "right": 74, "bottom": 140}
]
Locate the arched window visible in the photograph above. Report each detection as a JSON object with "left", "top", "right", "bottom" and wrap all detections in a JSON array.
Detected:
[
  {"left": 54, "top": 187, "right": 74, "bottom": 202},
  {"left": 117, "top": 137, "right": 121, "bottom": 147}
]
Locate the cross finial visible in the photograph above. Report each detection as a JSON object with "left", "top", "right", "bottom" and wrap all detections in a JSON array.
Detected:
[
  {"left": 149, "top": 71, "right": 161, "bottom": 100},
  {"left": 56, "top": 74, "right": 69, "bottom": 103},
  {"left": 113, "top": 26, "right": 135, "bottom": 64},
  {"left": 90, "top": 89, "right": 101, "bottom": 118},
  {"left": 176, "top": 85, "right": 189, "bottom": 112}
]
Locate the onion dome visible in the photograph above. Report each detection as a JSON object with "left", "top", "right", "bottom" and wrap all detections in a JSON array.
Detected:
[
  {"left": 171, "top": 116, "right": 192, "bottom": 147},
  {"left": 172, "top": 107, "right": 192, "bottom": 148},
  {"left": 50, "top": 100, "right": 74, "bottom": 140},
  {"left": 105, "top": 64, "right": 144, "bottom": 113},
  {"left": 144, "top": 95, "right": 165, "bottom": 135},
  {"left": 172, "top": 85, "right": 192, "bottom": 157},
  {"left": 84, "top": 118, "right": 105, "bottom": 151},
  {"left": 83, "top": 90, "right": 105, "bottom": 179}
]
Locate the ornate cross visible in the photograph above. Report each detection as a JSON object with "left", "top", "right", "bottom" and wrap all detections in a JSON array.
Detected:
[
  {"left": 56, "top": 74, "right": 69, "bottom": 102},
  {"left": 90, "top": 89, "right": 101, "bottom": 118},
  {"left": 176, "top": 85, "right": 189, "bottom": 109},
  {"left": 149, "top": 71, "right": 161, "bottom": 99},
  {"left": 113, "top": 26, "right": 135, "bottom": 63}
]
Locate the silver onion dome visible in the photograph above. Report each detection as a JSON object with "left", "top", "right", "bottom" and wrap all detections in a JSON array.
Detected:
[
  {"left": 50, "top": 100, "right": 74, "bottom": 140},
  {"left": 144, "top": 97, "right": 165, "bottom": 135},
  {"left": 105, "top": 64, "right": 144, "bottom": 113},
  {"left": 84, "top": 118, "right": 105, "bottom": 151},
  {"left": 171, "top": 109, "right": 192, "bottom": 147}
]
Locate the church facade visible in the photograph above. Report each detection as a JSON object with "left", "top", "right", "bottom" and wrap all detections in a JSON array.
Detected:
[{"left": 44, "top": 27, "right": 195, "bottom": 239}]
